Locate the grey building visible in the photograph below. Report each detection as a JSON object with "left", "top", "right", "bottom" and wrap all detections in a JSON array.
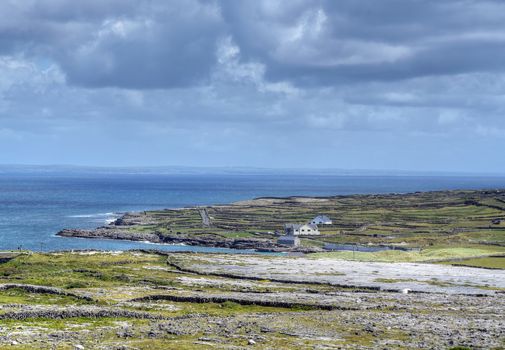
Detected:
[{"left": 277, "top": 235, "right": 300, "bottom": 247}]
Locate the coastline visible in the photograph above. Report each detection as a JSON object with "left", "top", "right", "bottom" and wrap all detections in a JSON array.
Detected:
[
  {"left": 56, "top": 226, "right": 295, "bottom": 252},
  {"left": 56, "top": 189, "right": 505, "bottom": 255},
  {"left": 5, "top": 172, "right": 505, "bottom": 252},
  {"left": 7, "top": 189, "right": 505, "bottom": 349}
]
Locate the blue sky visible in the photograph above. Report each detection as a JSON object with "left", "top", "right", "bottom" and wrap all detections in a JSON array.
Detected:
[{"left": 1, "top": 0, "right": 505, "bottom": 172}]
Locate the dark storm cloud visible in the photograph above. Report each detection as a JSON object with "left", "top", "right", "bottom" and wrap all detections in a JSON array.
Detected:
[
  {"left": 0, "top": 1, "right": 137, "bottom": 52},
  {"left": 1, "top": 0, "right": 505, "bottom": 88},
  {"left": 222, "top": 0, "right": 505, "bottom": 86},
  {"left": 0, "top": 0, "right": 224, "bottom": 88},
  {"left": 58, "top": 5, "right": 224, "bottom": 89},
  {"left": 260, "top": 39, "right": 505, "bottom": 87}
]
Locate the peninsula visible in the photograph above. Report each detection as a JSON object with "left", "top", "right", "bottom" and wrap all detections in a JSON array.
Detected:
[{"left": 58, "top": 189, "right": 505, "bottom": 263}]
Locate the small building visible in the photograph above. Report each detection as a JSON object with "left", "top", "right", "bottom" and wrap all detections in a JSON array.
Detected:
[
  {"left": 310, "top": 215, "right": 332, "bottom": 225},
  {"left": 284, "top": 223, "right": 320, "bottom": 235},
  {"left": 277, "top": 235, "right": 300, "bottom": 247},
  {"left": 492, "top": 219, "right": 501, "bottom": 225}
]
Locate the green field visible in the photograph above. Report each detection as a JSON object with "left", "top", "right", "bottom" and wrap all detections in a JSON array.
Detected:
[
  {"left": 80, "top": 190, "right": 505, "bottom": 261},
  {"left": 442, "top": 256, "right": 505, "bottom": 269},
  {"left": 308, "top": 245, "right": 505, "bottom": 263}
]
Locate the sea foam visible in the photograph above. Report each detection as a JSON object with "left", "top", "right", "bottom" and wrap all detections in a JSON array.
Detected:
[{"left": 68, "top": 212, "right": 116, "bottom": 218}]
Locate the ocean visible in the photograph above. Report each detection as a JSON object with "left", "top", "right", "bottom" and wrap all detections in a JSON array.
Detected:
[{"left": 2, "top": 171, "right": 505, "bottom": 252}]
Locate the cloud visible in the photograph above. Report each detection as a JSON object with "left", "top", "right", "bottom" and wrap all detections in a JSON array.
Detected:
[
  {"left": 223, "top": 0, "right": 505, "bottom": 85},
  {"left": 1, "top": 1, "right": 505, "bottom": 171},
  {"left": 2, "top": 0, "right": 505, "bottom": 88},
  {"left": 0, "top": 0, "right": 224, "bottom": 88},
  {"left": 61, "top": 2, "right": 224, "bottom": 88}
]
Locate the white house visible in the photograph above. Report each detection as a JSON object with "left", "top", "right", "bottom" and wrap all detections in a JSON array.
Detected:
[
  {"left": 310, "top": 215, "right": 332, "bottom": 225},
  {"left": 284, "top": 223, "right": 320, "bottom": 235}
]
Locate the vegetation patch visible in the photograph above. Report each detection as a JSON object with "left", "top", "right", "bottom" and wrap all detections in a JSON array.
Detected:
[
  {"left": 57, "top": 190, "right": 505, "bottom": 253},
  {"left": 0, "top": 251, "right": 504, "bottom": 349},
  {"left": 442, "top": 256, "right": 505, "bottom": 269},
  {"left": 308, "top": 246, "right": 505, "bottom": 263}
]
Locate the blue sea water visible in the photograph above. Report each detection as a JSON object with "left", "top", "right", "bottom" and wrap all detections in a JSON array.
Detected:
[{"left": 1, "top": 172, "right": 505, "bottom": 252}]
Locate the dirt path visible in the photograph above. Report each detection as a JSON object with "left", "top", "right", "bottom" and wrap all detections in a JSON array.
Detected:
[{"left": 199, "top": 208, "right": 211, "bottom": 227}]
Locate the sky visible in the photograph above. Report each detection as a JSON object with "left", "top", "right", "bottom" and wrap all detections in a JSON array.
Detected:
[{"left": 1, "top": 0, "right": 505, "bottom": 173}]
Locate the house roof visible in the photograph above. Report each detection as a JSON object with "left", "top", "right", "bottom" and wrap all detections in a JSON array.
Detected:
[
  {"left": 313, "top": 215, "right": 331, "bottom": 221},
  {"left": 285, "top": 223, "right": 318, "bottom": 230}
]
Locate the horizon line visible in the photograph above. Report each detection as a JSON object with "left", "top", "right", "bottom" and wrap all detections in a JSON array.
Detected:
[{"left": 1, "top": 163, "right": 505, "bottom": 177}]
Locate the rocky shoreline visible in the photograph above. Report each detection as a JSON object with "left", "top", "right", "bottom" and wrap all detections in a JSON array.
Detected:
[
  {"left": 57, "top": 227, "right": 293, "bottom": 251},
  {"left": 57, "top": 228, "right": 321, "bottom": 254},
  {"left": 56, "top": 207, "right": 323, "bottom": 252},
  {"left": 56, "top": 189, "right": 505, "bottom": 256}
]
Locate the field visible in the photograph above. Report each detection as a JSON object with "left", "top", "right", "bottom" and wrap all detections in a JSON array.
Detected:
[
  {"left": 59, "top": 189, "right": 505, "bottom": 262},
  {"left": 309, "top": 245, "right": 505, "bottom": 263},
  {"left": 441, "top": 256, "right": 505, "bottom": 269},
  {"left": 5, "top": 189, "right": 505, "bottom": 349},
  {"left": 0, "top": 251, "right": 504, "bottom": 349}
]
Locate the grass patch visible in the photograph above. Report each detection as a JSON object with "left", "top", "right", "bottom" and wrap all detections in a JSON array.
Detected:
[
  {"left": 307, "top": 246, "right": 505, "bottom": 263},
  {"left": 0, "top": 288, "right": 90, "bottom": 306},
  {"left": 441, "top": 256, "right": 505, "bottom": 269}
]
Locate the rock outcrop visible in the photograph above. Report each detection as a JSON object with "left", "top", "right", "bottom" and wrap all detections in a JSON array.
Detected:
[{"left": 56, "top": 226, "right": 312, "bottom": 251}]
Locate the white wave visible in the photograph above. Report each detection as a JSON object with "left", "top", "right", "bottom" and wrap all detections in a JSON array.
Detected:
[
  {"left": 68, "top": 212, "right": 116, "bottom": 218},
  {"left": 68, "top": 212, "right": 121, "bottom": 225},
  {"left": 139, "top": 240, "right": 186, "bottom": 246}
]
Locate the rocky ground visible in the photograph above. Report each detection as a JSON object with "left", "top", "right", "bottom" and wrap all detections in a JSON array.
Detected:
[
  {"left": 168, "top": 253, "right": 505, "bottom": 295},
  {"left": 0, "top": 251, "right": 504, "bottom": 349},
  {"left": 57, "top": 226, "right": 289, "bottom": 251}
]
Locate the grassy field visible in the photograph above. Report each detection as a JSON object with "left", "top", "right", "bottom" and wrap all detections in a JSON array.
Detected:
[
  {"left": 0, "top": 252, "right": 309, "bottom": 349},
  {"left": 1, "top": 251, "right": 504, "bottom": 349},
  {"left": 77, "top": 189, "right": 505, "bottom": 262},
  {"left": 308, "top": 245, "right": 505, "bottom": 263},
  {"left": 441, "top": 256, "right": 505, "bottom": 269}
]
